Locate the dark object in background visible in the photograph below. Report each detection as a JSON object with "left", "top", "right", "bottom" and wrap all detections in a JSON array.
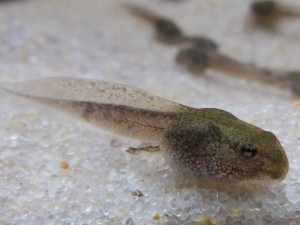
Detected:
[
  {"left": 175, "top": 47, "right": 286, "bottom": 84},
  {"left": 184, "top": 36, "right": 218, "bottom": 52},
  {"left": 163, "top": 0, "right": 187, "bottom": 2},
  {"left": 153, "top": 18, "right": 183, "bottom": 43},
  {"left": 176, "top": 48, "right": 210, "bottom": 74},
  {"left": 0, "top": 0, "right": 23, "bottom": 2},
  {"left": 123, "top": 3, "right": 218, "bottom": 51},
  {"left": 176, "top": 47, "right": 300, "bottom": 96},
  {"left": 122, "top": 3, "right": 184, "bottom": 43},
  {"left": 289, "top": 71, "right": 300, "bottom": 96},
  {"left": 251, "top": 0, "right": 300, "bottom": 29},
  {"left": 131, "top": 190, "right": 144, "bottom": 197},
  {"left": 252, "top": 0, "right": 277, "bottom": 16}
]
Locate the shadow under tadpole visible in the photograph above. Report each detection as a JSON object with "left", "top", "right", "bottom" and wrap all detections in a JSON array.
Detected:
[{"left": 172, "top": 174, "right": 286, "bottom": 200}]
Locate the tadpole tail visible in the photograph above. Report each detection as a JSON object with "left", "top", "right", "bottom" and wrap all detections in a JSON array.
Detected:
[
  {"left": 0, "top": 77, "right": 186, "bottom": 142},
  {"left": 277, "top": 4, "right": 300, "bottom": 18},
  {"left": 122, "top": 3, "right": 160, "bottom": 22},
  {"left": 208, "top": 53, "right": 290, "bottom": 86}
]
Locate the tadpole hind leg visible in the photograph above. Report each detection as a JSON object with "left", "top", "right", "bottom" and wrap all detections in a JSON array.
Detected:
[{"left": 126, "top": 145, "right": 160, "bottom": 154}]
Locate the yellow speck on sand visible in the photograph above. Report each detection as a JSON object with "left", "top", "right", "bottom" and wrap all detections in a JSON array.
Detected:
[
  {"left": 152, "top": 213, "right": 160, "bottom": 221},
  {"left": 60, "top": 131, "right": 70, "bottom": 140},
  {"left": 230, "top": 207, "right": 241, "bottom": 217},
  {"left": 198, "top": 215, "right": 217, "bottom": 225},
  {"left": 294, "top": 101, "right": 300, "bottom": 107},
  {"left": 60, "top": 161, "right": 70, "bottom": 170}
]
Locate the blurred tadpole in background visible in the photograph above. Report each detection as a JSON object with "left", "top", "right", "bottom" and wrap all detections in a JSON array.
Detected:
[
  {"left": 250, "top": 0, "right": 300, "bottom": 30},
  {"left": 123, "top": 3, "right": 219, "bottom": 51},
  {"left": 175, "top": 47, "right": 300, "bottom": 97}
]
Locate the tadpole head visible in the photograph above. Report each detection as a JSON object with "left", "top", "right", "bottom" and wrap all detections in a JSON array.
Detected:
[
  {"left": 251, "top": 0, "right": 277, "bottom": 16},
  {"left": 228, "top": 126, "right": 289, "bottom": 183},
  {"left": 175, "top": 48, "right": 209, "bottom": 74},
  {"left": 154, "top": 18, "right": 183, "bottom": 43},
  {"left": 162, "top": 108, "right": 289, "bottom": 183},
  {"left": 189, "top": 37, "right": 219, "bottom": 51},
  {"left": 250, "top": 0, "right": 281, "bottom": 30}
]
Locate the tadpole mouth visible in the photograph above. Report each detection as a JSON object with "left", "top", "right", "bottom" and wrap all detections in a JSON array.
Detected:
[
  {"left": 271, "top": 171, "right": 283, "bottom": 180},
  {"left": 267, "top": 160, "right": 289, "bottom": 181},
  {"left": 273, "top": 165, "right": 289, "bottom": 181},
  {"left": 261, "top": 147, "right": 289, "bottom": 182}
]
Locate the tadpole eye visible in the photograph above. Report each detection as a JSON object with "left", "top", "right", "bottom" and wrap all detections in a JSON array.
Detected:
[{"left": 240, "top": 144, "right": 258, "bottom": 158}]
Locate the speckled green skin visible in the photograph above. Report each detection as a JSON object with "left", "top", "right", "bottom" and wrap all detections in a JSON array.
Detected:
[{"left": 161, "top": 108, "right": 289, "bottom": 183}]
